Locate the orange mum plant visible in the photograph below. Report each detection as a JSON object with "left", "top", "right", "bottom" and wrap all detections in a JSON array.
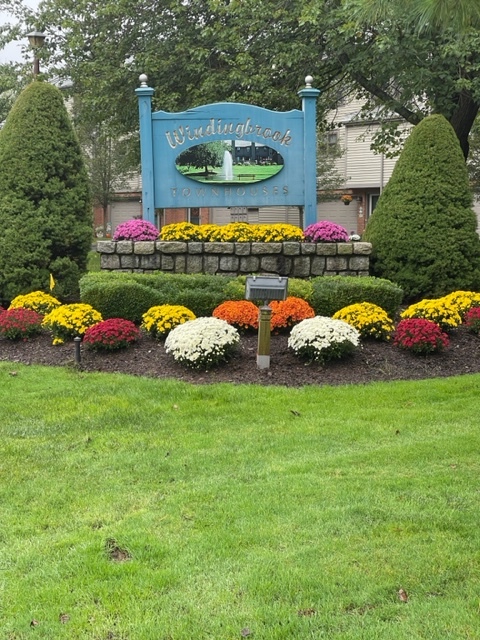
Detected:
[
  {"left": 270, "top": 297, "right": 315, "bottom": 332},
  {"left": 212, "top": 300, "right": 259, "bottom": 331}
]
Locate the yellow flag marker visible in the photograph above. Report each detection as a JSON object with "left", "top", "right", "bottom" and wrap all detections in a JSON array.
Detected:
[{"left": 49, "top": 273, "right": 55, "bottom": 291}]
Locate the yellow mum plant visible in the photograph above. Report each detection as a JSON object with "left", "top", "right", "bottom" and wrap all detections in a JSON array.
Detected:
[
  {"left": 141, "top": 304, "right": 196, "bottom": 339},
  {"left": 42, "top": 304, "right": 103, "bottom": 345},
  {"left": 252, "top": 224, "right": 304, "bottom": 242},
  {"left": 158, "top": 222, "right": 303, "bottom": 243},
  {"left": 333, "top": 302, "right": 395, "bottom": 340},
  {"left": 160, "top": 222, "right": 204, "bottom": 242},
  {"left": 207, "top": 223, "right": 257, "bottom": 242},
  {"left": 9, "top": 291, "right": 61, "bottom": 316},
  {"left": 441, "top": 290, "right": 480, "bottom": 318},
  {"left": 401, "top": 297, "right": 462, "bottom": 331}
]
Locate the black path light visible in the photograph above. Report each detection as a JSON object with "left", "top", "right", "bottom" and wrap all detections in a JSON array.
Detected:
[
  {"left": 245, "top": 275, "right": 288, "bottom": 369},
  {"left": 27, "top": 31, "right": 46, "bottom": 77}
]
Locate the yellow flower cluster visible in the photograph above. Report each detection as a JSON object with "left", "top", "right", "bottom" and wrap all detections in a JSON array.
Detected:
[
  {"left": 252, "top": 224, "right": 304, "bottom": 242},
  {"left": 441, "top": 290, "right": 480, "bottom": 318},
  {"left": 9, "top": 291, "right": 61, "bottom": 316},
  {"left": 333, "top": 302, "right": 395, "bottom": 341},
  {"left": 42, "top": 304, "right": 103, "bottom": 344},
  {"left": 160, "top": 222, "right": 204, "bottom": 241},
  {"left": 401, "top": 297, "right": 462, "bottom": 331},
  {"left": 159, "top": 222, "right": 303, "bottom": 242},
  {"left": 206, "top": 223, "right": 256, "bottom": 242},
  {"left": 141, "top": 304, "right": 196, "bottom": 339}
]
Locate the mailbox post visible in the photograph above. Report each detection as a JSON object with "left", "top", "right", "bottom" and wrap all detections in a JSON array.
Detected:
[{"left": 245, "top": 275, "right": 288, "bottom": 369}]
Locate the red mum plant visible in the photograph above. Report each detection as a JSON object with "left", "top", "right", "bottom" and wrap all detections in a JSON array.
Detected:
[
  {"left": 83, "top": 318, "right": 141, "bottom": 351},
  {"left": 212, "top": 300, "right": 259, "bottom": 331},
  {"left": 270, "top": 297, "right": 315, "bottom": 332},
  {"left": 0, "top": 308, "right": 43, "bottom": 340},
  {"left": 464, "top": 306, "right": 480, "bottom": 335},
  {"left": 393, "top": 318, "right": 449, "bottom": 355}
]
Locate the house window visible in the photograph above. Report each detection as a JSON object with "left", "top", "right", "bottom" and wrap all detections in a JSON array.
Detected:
[
  {"left": 189, "top": 207, "right": 200, "bottom": 224},
  {"left": 325, "top": 131, "right": 338, "bottom": 146},
  {"left": 369, "top": 194, "right": 380, "bottom": 218}
]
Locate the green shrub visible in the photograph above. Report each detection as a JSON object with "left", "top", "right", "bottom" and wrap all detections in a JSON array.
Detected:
[
  {"left": 0, "top": 81, "right": 92, "bottom": 303},
  {"left": 310, "top": 276, "right": 403, "bottom": 318},
  {"left": 364, "top": 114, "right": 480, "bottom": 300},
  {"left": 80, "top": 279, "right": 162, "bottom": 323},
  {"left": 80, "top": 272, "right": 235, "bottom": 321}
]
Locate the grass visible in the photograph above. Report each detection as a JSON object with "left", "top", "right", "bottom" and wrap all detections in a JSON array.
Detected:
[
  {"left": 178, "top": 164, "right": 282, "bottom": 183},
  {"left": 87, "top": 250, "right": 101, "bottom": 272},
  {"left": 1, "top": 363, "right": 480, "bottom": 639}
]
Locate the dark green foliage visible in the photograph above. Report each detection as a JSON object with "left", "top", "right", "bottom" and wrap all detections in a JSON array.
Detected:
[
  {"left": 79, "top": 272, "right": 237, "bottom": 322},
  {"left": 0, "top": 80, "right": 92, "bottom": 304},
  {"left": 310, "top": 276, "right": 404, "bottom": 318},
  {"left": 364, "top": 115, "right": 480, "bottom": 300}
]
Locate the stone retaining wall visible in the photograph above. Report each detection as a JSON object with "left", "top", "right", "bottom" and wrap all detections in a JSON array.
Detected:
[{"left": 97, "top": 240, "right": 372, "bottom": 277}]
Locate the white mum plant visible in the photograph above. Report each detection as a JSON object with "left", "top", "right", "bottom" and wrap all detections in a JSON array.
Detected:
[
  {"left": 164, "top": 317, "right": 240, "bottom": 369},
  {"left": 288, "top": 316, "right": 360, "bottom": 363}
]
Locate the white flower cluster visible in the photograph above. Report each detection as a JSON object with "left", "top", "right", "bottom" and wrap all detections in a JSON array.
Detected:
[
  {"left": 288, "top": 316, "right": 360, "bottom": 363},
  {"left": 164, "top": 317, "right": 240, "bottom": 369}
]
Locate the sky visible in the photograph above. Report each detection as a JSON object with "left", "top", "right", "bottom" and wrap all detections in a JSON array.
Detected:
[{"left": 0, "top": 0, "right": 40, "bottom": 64}]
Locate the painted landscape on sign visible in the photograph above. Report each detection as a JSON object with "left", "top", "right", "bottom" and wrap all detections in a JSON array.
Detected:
[{"left": 175, "top": 141, "right": 284, "bottom": 184}]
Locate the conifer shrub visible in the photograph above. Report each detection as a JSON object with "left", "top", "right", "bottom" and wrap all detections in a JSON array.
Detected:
[
  {"left": 364, "top": 114, "right": 480, "bottom": 300},
  {"left": 0, "top": 81, "right": 92, "bottom": 303},
  {"left": 310, "top": 276, "right": 403, "bottom": 318}
]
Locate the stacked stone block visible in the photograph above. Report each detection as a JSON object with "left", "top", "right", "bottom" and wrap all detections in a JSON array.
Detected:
[{"left": 97, "top": 241, "right": 372, "bottom": 277}]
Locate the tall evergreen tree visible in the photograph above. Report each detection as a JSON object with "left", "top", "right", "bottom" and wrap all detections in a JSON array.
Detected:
[
  {"left": 364, "top": 114, "right": 480, "bottom": 300},
  {"left": 0, "top": 80, "right": 92, "bottom": 303}
]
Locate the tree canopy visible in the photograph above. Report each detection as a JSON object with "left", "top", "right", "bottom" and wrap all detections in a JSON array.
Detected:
[{"left": 3, "top": 0, "right": 480, "bottom": 160}]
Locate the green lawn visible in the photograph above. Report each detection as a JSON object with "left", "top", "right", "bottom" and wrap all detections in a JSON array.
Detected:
[
  {"left": 1, "top": 363, "right": 479, "bottom": 639},
  {"left": 178, "top": 164, "right": 282, "bottom": 183}
]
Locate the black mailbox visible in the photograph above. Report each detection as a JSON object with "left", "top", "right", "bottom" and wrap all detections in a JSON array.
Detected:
[{"left": 245, "top": 275, "right": 288, "bottom": 302}]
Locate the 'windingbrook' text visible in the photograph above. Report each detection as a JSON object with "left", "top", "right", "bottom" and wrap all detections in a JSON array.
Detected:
[{"left": 165, "top": 118, "right": 292, "bottom": 149}]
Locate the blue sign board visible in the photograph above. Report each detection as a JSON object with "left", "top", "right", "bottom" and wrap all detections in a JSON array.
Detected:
[{"left": 136, "top": 75, "right": 320, "bottom": 228}]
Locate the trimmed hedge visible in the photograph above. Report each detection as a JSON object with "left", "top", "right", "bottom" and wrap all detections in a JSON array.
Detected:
[
  {"left": 80, "top": 272, "right": 403, "bottom": 323},
  {"left": 79, "top": 272, "right": 236, "bottom": 322},
  {"left": 310, "top": 276, "right": 403, "bottom": 318}
]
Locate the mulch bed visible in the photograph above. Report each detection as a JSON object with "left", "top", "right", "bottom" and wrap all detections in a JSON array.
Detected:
[{"left": 1, "top": 327, "right": 479, "bottom": 387}]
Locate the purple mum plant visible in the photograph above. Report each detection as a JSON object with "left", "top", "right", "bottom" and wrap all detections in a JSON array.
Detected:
[
  {"left": 303, "top": 220, "right": 349, "bottom": 243},
  {"left": 113, "top": 219, "right": 159, "bottom": 241}
]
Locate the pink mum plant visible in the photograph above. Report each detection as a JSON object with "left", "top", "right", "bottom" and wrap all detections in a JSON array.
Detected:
[
  {"left": 113, "top": 219, "right": 159, "bottom": 241},
  {"left": 303, "top": 220, "right": 349, "bottom": 243}
]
